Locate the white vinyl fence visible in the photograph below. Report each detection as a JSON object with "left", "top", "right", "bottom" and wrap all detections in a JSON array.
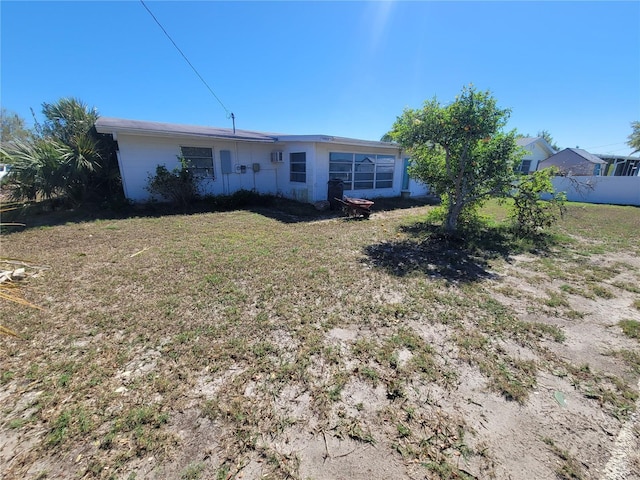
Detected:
[{"left": 550, "top": 176, "right": 640, "bottom": 206}]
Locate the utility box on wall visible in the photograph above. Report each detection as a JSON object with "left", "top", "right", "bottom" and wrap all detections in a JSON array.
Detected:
[
  {"left": 220, "top": 150, "right": 232, "bottom": 174},
  {"left": 252, "top": 163, "right": 260, "bottom": 172}
]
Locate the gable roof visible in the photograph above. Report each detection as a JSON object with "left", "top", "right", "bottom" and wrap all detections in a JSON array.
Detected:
[
  {"left": 95, "top": 117, "right": 398, "bottom": 149},
  {"left": 563, "top": 148, "right": 606, "bottom": 164},
  {"left": 516, "top": 136, "right": 556, "bottom": 155},
  {"left": 516, "top": 137, "right": 538, "bottom": 147}
]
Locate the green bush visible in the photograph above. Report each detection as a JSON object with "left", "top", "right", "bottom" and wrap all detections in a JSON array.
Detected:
[
  {"left": 146, "top": 158, "right": 199, "bottom": 208},
  {"left": 511, "top": 167, "right": 566, "bottom": 235}
]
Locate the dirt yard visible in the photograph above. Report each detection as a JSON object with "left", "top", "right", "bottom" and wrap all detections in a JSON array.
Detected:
[{"left": 1, "top": 201, "right": 639, "bottom": 479}]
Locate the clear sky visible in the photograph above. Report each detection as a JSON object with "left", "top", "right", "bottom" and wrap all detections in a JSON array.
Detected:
[{"left": 2, "top": 1, "right": 639, "bottom": 155}]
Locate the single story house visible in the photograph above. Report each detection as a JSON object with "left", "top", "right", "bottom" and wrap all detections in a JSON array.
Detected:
[
  {"left": 515, "top": 137, "right": 556, "bottom": 173},
  {"left": 538, "top": 148, "right": 606, "bottom": 176},
  {"left": 94, "top": 117, "right": 429, "bottom": 203}
]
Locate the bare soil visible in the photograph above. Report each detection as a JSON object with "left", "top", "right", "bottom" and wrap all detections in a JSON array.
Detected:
[{"left": 1, "top": 202, "right": 639, "bottom": 480}]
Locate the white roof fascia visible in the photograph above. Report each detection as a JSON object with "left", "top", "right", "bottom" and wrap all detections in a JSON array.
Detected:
[
  {"left": 275, "top": 134, "right": 398, "bottom": 150},
  {"left": 95, "top": 118, "right": 276, "bottom": 144},
  {"left": 94, "top": 117, "right": 398, "bottom": 149}
]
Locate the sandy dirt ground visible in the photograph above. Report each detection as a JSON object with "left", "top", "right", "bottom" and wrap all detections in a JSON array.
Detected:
[{"left": 1, "top": 208, "right": 639, "bottom": 480}]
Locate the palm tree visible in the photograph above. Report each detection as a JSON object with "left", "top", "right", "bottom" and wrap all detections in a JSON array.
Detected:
[{"left": 2, "top": 98, "right": 120, "bottom": 205}]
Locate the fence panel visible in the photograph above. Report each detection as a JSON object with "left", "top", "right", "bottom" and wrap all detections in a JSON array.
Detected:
[{"left": 550, "top": 176, "right": 640, "bottom": 206}]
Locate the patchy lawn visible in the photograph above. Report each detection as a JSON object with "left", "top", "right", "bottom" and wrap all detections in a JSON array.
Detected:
[{"left": 1, "top": 200, "right": 639, "bottom": 480}]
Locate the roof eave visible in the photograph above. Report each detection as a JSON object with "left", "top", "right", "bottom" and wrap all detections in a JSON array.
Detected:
[
  {"left": 95, "top": 124, "right": 276, "bottom": 143},
  {"left": 276, "top": 134, "right": 398, "bottom": 150}
]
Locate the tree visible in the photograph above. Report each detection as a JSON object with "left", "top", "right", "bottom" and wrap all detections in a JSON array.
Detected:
[
  {"left": 2, "top": 98, "right": 120, "bottom": 204},
  {"left": 388, "top": 85, "right": 521, "bottom": 233},
  {"left": 1, "top": 108, "right": 32, "bottom": 144},
  {"left": 537, "top": 129, "right": 560, "bottom": 152},
  {"left": 511, "top": 167, "right": 566, "bottom": 235},
  {"left": 628, "top": 121, "right": 640, "bottom": 155}
]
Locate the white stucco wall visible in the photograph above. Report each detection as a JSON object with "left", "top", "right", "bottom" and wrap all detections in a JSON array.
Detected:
[
  {"left": 115, "top": 133, "right": 413, "bottom": 203},
  {"left": 116, "top": 133, "right": 280, "bottom": 201},
  {"left": 407, "top": 178, "right": 430, "bottom": 197},
  {"left": 277, "top": 142, "right": 316, "bottom": 203},
  {"left": 313, "top": 143, "right": 404, "bottom": 202},
  {"left": 523, "top": 143, "right": 553, "bottom": 172},
  {"left": 551, "top": 176, "right": 640, "bottom": 206}
]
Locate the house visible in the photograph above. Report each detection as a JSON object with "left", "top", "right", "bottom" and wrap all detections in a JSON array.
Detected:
[
  {"left": 515, "top": 137, "right": 556, "bottom": 173},
  {"left": 537, "top": 148, "right": 606, "bottom": 176},
  {"left": 0, "top": 164, "right": 10, "bottom": 181},
  {"left": 596, "top": 153, "right": 640, "bottom": 177},
  {"left": 94, "top": 117, "right": 429, "bottom": 203}
]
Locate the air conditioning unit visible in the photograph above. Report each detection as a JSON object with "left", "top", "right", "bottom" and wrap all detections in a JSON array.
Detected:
[{"left": 271, "top": 151, "right": 284, "bottom": 163}]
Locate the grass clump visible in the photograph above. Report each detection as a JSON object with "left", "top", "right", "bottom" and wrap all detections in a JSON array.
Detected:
[
  {"left": 181, "top": 462, "right": 206, "bottom": 480},
  {"left": 542, "top": 437, "right": 586, "bottom": 480},
  {"left": 619, "top": 319, "right": 640, "bottom": 340}
]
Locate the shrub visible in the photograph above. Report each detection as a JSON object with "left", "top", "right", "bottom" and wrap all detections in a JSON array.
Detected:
[
  {"left": 146, "top": 158, "right": 199, "bottom": 208},
  {"left": 511, "top": 167, "right": 566, "bottom": 235}
]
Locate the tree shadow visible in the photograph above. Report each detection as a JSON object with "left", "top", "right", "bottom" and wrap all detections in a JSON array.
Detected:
[
  {"left": 364, "top": 221, "right": 554, "bottom": 284},
  {"left": 1, "top": 195, "right": 440, "bottom": 231}
]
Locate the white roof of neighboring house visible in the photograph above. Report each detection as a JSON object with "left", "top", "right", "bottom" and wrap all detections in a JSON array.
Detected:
[
  {"left": 593, "top": 153, "right": 640, "bottom": 161},
  {"left": 95, "top": 117, "right": 398, "bottom": 150},
  {"left": 516, "top": 137, "right": 538, "bottom": 147},
  {"left": 516, "top": 136, "right": 556, "bottom": 155}
]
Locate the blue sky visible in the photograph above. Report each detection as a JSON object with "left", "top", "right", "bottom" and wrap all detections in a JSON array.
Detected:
[{"left": 2, "top": 1, "right": 639, "bottom": 155}]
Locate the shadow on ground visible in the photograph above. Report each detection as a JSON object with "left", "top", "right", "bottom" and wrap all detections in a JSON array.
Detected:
[
  {"left": 364, "top": 221, "right": 552, "bottom": 283},
  {"left": 1, "top": 195, "right": 438, "bottom": 231}
]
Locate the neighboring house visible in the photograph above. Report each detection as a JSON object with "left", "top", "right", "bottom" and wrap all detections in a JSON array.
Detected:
[
  {"left": 515, "top": 137, "right": 556, "bottom": 173},
  {"left": 596, "top": 153, "right": 640, "bottom": 177},
  {"left": 0, "top": 164, "right": 10, "bottom": 181},
  {"left": 94, "top": 117, "right": 429, "bottom": 203},
  {"left": 538, "top": 148, "right": 606, "bottom": 176}
]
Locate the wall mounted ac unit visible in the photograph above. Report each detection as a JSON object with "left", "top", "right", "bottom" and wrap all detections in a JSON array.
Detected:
[{"left": 271, "top": 151, "right": 284, "bottom": 163}]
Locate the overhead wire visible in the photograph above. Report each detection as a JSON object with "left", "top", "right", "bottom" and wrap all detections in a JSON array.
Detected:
[
  {"left": 583, "top": 141, "right": 628, "bottom": 150},
  {"left": 139, "top": 0, "right": 233, "bottom": 120}
]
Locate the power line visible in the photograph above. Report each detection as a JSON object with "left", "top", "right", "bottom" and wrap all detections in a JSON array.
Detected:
[
  {"left": 583, "top": 141, "right": 628, "bottom": 150},
  {"left": 139, "top": 0, "right": 233, "bottom": 120}
]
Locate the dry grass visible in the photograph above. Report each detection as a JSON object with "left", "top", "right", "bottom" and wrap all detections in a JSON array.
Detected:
[{"left": 1, "top": 199, "right": 639, "bottom": 479}]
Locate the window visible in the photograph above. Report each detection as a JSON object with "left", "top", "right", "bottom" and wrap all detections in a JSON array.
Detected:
[
  {"left": 518, "top": 159, "right": 532, "bottom": 174},
  {"left": 290, "top": 152, "right": 306, "bottom": 183},
  {"left": 593, "top": 164, "right": 601, "bottom": 176},
  {"left": 180, "top": 146, "right": 214, "bottom": 178},
  {"left": 329, "top": 152, "right": 395, "bottom": 190}
]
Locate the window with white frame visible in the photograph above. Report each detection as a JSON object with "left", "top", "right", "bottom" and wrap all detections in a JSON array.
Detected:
[
  {"left": 517, "top": 159, "right": 532, "bottom": 174},
  {"left": 329, "top": 152, "right": 395, "bottom": 190},
  {"left": 290, "top": 152, "right": 306, "bottom": 183},
  {"left": 180, "top": 146, "right": 214, "bottom": 178}
]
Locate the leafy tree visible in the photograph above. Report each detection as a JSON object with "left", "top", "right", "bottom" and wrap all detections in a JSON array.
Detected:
[
  {"left": 628, "top": 121, "right": 640, "bottom": 155},
  {"left": 388, "top": 85, "right": 522, "bottom": 233},
  {"left": 537, "top": 129, "right": 560, "bottom": 152},
  {"left": 1, "top": 98, "right": 120, "bottom": 204},
  {"left": 1, "top": 108, "right": 32, "bottom": 144},
  {"left": 511, "top": 167, "right": 566, "bottom": 235}
]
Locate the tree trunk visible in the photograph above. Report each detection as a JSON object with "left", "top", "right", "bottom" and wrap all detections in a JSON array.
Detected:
[{"left": 445, "top": 201, "right": 463, "bottom": 233}]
